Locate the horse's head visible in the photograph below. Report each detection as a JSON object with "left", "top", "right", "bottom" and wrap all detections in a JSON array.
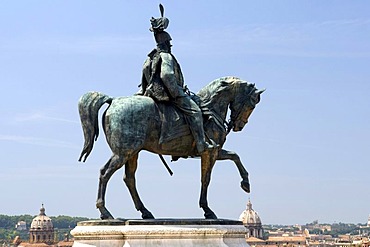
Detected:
[{"left": 229, "top": 82, "right": 264, "bottom": 132}]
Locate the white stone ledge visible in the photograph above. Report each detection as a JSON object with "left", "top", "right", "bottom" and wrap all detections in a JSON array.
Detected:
[{"left": 71, "top": 219, "right": 249, "bottom": 246}]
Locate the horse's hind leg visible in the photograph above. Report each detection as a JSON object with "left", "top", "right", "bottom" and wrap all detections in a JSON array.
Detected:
[
  {"left": 97, "top": 154, "right": 125, "bottom": 219},
  {"left": 217, "top": 149, "right": 250, "bottom": 193},
  {"left": 124, "top": 153, "right": 154, "bottom": 219},
  {"left": 199, "top": 149, "right": 218, "bottom": 219}
]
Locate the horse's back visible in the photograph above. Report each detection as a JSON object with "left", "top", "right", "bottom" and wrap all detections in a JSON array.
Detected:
[{"left": 104, "top": 96, "right": 159, "bottom": 152}]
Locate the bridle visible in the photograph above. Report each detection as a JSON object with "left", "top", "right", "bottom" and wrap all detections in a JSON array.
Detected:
[{"left": 227, "top": 87, "right": 257, "bottom": 134}]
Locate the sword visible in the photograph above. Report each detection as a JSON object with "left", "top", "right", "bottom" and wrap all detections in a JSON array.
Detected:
[{"left": 158, "top": 154, "right": 173, "bottom": 176}]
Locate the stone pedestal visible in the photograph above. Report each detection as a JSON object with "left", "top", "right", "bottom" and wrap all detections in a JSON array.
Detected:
[{"left": 71, "top": 219, "right": 248, "bottom": 247}]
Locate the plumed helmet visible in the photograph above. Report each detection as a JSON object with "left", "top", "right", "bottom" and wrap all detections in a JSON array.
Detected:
[
  {"left": 149, "top": 4, "right": 170, "bottom": 33},
  {"left": 150, "top": 17, "right": 169, "bottom": 32}
]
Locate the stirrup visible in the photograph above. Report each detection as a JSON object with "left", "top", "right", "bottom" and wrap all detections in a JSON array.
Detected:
[
  {"left": 198, "top": 140, "right": 219, "bottom": 154},
  {"left": 207, "top": 138, "right": 220, "bottom": 149}
]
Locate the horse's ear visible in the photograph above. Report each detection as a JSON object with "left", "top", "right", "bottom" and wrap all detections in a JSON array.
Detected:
[{"left": 256, "top": 89, "right": 266, "bottom": 94}]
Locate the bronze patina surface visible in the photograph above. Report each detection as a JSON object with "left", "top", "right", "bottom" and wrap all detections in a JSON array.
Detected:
[{"left": 77, "top": 4, "right": 264, "bottom": 221}]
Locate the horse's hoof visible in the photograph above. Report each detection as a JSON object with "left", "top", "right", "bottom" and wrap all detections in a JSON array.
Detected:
[
  {"left": 204, "top": 211, "right": 218, "bottom": 219},
  {"left": 98, "top": 206, "right": 114, "bottom": 220},
  {"left": 241, "top": 180, "right": 250, "bottom": 193},
  {"left": 141, "top": 210, "right": 155, "bottom": 219},
  {"left": 100, "top": 213, "right": 114, "bottom": 220}
]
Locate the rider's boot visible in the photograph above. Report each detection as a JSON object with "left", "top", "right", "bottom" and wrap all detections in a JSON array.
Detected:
[
  {"left": 186, "top": 115, "right": 218, "bottom": 154},
  {"left": 177, "top": 96, "right": 219, "bottom": 155}
]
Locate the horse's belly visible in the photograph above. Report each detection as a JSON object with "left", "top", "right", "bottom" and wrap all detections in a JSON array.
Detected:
[{"left": 144, "top": 133, "right": 196, "bottom": 156}]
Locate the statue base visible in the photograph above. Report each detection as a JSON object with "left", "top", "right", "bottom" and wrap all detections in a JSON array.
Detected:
[{"left": 71, "top": 218, "right": 248, "bottom": 247}]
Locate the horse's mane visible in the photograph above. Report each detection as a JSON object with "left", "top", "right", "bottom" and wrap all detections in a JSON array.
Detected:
[{"left": 197, "top": 76, "right": 244, "bottom": 107}]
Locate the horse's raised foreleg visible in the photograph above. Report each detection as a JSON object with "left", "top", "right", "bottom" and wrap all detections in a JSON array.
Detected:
[
  {"left": 97, "top": 154, "right": 125, "bottom": 219},
  {"left": 124, "top": 153, "right": 154, "bottom": 219},
  {"left": 217, "top": 149, "right": 250, "bottom": 193},
  {"left": 199, "top": 149, "right": 218, "bottom": 219}
]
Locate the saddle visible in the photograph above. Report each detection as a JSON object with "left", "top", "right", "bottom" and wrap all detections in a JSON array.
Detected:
[
  {"left": 156, "top": 94, "right": 225, "bottom": 144},
  {"left": 157, "top": 102, "right": 190, "bottom": 144}
]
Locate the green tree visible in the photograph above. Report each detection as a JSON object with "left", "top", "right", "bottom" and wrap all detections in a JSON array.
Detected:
[{"left": 51, "top": 216, "right": 91, "bottom": 229}]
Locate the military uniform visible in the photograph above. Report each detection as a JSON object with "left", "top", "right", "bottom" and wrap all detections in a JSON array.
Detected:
[{"left": 135, "top": 6, "right": 215, "bottom": 154}]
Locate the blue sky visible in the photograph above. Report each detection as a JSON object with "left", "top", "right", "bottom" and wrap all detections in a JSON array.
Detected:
[{"left": 0, "top": 1, "right": 369, "bottom": 225}]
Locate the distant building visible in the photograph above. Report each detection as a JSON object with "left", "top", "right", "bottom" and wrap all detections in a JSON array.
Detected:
[
  {"left": 29, "top": 204, "right": 54, "bottom": 245},
  {"left": 319, "top": 224, "right": 332, "bottom": 232},
  {"left": 15, "top": 204, "right": 73, "bottom": 247},
  {"left": 240, "top": 202, "right": 309, "bottom": 247},
  {"left": 362, "top": 238, "right": 370, "bottom": 247},
  {"left": 245, "top": 236, "right": 266, "bottom": 247},
  {"left": 246, "top": 233, "right": 308, "bottom": 247},
  {"left": 239, "top": 199, "right": 264, "bottom": 239},
  {"left": 15, "top": 221, "right": 27, "bottom": 231},
  {"left": 360, "top": 215, "right": 370, "bottom": 236},
  {"left": 266, "top": 236, "right": 307, "bottom": 247}
]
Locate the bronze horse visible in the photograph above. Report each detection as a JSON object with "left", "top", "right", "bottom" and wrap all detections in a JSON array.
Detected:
[{"left": 78, "top": 76, "right": 263, "bottom": 219}]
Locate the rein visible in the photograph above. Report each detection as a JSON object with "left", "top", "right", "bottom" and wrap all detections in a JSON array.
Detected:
[
  {"left": 187, "top": 89, "right": 229, "bottom": 134},
  {"left": 228, "top": 85, "right": 256, "bottom": 133}
]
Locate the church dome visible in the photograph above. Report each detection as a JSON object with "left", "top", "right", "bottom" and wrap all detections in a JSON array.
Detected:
[
  {"left": 239, "top": 199, "right": 262, "bottom": 225},
  {"left": 30, "top": 204, "right": 53, "bottom": 230}
]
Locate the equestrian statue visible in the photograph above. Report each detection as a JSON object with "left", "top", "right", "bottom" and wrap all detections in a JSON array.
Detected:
[{"left": 78, "top": 4, "right": 264, "bottom": 220}]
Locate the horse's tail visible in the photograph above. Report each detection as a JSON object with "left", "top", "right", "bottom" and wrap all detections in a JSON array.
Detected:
[{"left": 78, "top": 91, "right": 113, "bottom": 162}]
